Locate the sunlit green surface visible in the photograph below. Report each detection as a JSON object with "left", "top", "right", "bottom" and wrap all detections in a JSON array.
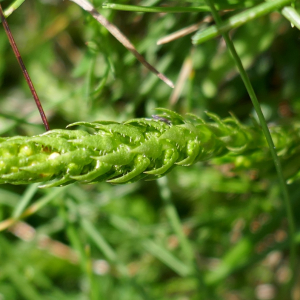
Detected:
[{"left": 0, "top": 0, "right": 299, "bottom": 299}]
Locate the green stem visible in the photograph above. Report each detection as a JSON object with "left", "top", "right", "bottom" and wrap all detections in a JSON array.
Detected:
[
  {"left": 102, "top": 3, "right": 210, "bottom": 13},
  {"left": 157, "top": 177, "right": 194, "bottom": 264},
  {"left": 81, "top": 218, "right": 117, "bottom": 262},
  {"left": 3, "top": 0, "right": 25, "bottom": 18},
  {"left": 193, "top": 0, "right": 292, "bottom": 44},
  {"left": 158, "top": 177, "right": 211, "bottom": 297},
  {"left": 205, "top": 0, "right": 296, "bottom": 296},
  {"left": 0, "top": 112, "right": 41, "bottom": 127},
  {"left": 12, "top": 183, "right": 39, "bottom": 219},
  {"left": 81, "top": 218, "right": 128, "bottom": 276},
  {"left": 282, "top": 6, "right": 300, "bottom": 30}
]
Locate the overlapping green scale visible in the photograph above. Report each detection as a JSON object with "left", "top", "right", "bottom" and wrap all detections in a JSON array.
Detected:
[{"left": 0, "top": 109, "right": 299, "bottom": 187}]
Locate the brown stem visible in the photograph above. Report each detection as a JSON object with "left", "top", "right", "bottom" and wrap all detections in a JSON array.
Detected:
[
  {"left": 70, "top": 0, "right": 174, "bottom": 88},
  {"left": 0, "top": 4, "right": 50, "bottom": 131}
]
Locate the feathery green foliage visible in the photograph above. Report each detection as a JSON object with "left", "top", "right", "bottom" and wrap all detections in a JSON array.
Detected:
[{"left": 1, "top": 108, "right": 299, "bottom": 187}]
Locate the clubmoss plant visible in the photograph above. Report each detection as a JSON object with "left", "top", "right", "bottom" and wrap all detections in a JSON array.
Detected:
[{"left": 1, "top": 108, "right": 299, "bottom": 188}]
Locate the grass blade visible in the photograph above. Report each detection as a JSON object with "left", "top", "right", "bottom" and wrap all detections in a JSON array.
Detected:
[
  {"left": 282, "top": 6, "right": 300, "bottom": 30},
  {"left": 193, "top": 0, "right": 292, "bottom": 45},
  {"left": 204, "top": 0, "right": 296, "bottom": 296},
  {"left": 102, "top": 3, "right": 210, "bottom": 13}
]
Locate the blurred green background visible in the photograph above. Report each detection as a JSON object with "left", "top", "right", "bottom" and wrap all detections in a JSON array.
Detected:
[{"left": 1, "top": 0, "right": 300, "bottom": 299}]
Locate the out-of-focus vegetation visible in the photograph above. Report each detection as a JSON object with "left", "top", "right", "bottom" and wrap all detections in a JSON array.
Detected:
[{"left": 1, "top": 0, "right": 300, "bottom": 299}]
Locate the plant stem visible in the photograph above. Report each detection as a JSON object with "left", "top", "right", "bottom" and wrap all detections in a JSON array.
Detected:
[
  {"left": 81, "top": 218, "right": 128, "bottom": 276},
  {"left": 70, "top": 0, "right": 174, "bottom": 88},
  {"left": 158, "top": 177, "right": 211, "bottom": 297},
  {"left": 12, "top": 183, "right": 39, "bottom": 219},
  {"left": 205, "top": 0, "right": 296, "bottom": 295},
  {"left": 157, "top": 177, "right": 194, "bottom": 264},
  {"left": 0, "top": 3, "right": 50, "bottom": 131},
  {"left": 0, "top": 187, "right": 69, "bottom": 231},
  {"left": 102, "top": 3, "right": 210, "bottom": 13},
  {"left": 282, "top": 6, "right": 300, "bottom": 30},
  {"left": 193, "top": 0, "right": 292, "bottom": 44},
  {"left": 2, "top": 0, "right": 25, "bottom": 18}
]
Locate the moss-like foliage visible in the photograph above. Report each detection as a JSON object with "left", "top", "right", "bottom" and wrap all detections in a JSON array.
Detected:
[{"left": 0, "top": 109, "right": 299, "bottom": 187}]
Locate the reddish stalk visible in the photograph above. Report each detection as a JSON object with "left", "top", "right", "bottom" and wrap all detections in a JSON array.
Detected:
[{"left": 0, "top": 4, "right": 50, "bottom": 131}]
